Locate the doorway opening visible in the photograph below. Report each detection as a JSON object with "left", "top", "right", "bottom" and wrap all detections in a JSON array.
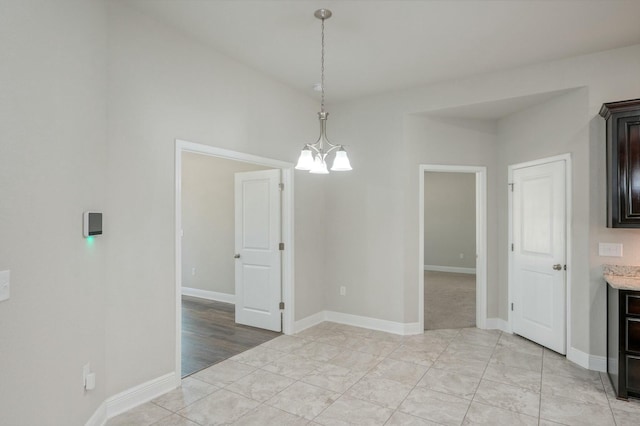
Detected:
[
  {"left": 181, "top": 297, "right": 280, "bottom": 377},
  {"left": 419, "top": 165, "right": 487, "bottom": 331},
  {"left": 175, "top": 140, "right": 295, "bottom": 378}
]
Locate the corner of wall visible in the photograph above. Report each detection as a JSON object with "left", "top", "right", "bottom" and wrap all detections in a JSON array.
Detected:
[{"left": 567, "top": 346, "right": 606, "bottom": 372}]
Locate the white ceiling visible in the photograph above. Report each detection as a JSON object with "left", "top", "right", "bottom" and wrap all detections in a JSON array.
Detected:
[{"left": 126, "top": 0, "right": 640, "bottom": 103}]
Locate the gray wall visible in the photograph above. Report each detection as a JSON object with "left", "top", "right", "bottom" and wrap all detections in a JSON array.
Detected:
[
  {"left": 181, "top": 153, "right": 267, "bottom": 295},
  {"left": 496, "top": 88, "right": 590, "bottom": 351},
  {"left": 0, "top": 1, "right": 108, "bottom": 424},
  {"left": 105, "top": 2, "right": 326, "bottom": 396},
  {"left": 403, "top": 116, "right": 499, "bottom": 319},
  {"left": 3, "top": 1, "right": 640, "bottom": 422},
  {"left": 322, "top": 112, "right": 499, "bottom": 322},
  {"left": 327, "top": 44, "right": 640, "bottom": 358},
  {"left": 424, "top": 172, "right": 476, "bottom": 269}
]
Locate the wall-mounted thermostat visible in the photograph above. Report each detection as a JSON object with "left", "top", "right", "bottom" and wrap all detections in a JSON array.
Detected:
[{"left": 83, "top": 212, "right": 103, "bottom": 238}]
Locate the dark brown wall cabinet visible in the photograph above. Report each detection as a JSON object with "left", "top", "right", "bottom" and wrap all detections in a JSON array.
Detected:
[
  {"left": 600, "top": 99, "right": 640, "bottom": 228},
  {"left": 608, "top": 285, "right": 640, "bottom": 399}
]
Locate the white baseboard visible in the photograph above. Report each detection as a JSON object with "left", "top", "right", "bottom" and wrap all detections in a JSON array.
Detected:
[
  {"left": 324, "top": 311, "right": 402, "bottom": 335},
  {"left": 182, "top": 287, "right": 235, "bottom": 304},
  {"left": 105, "top": 372, "right": 178, "bottom": 419},
  {"left": 485, "top": 318, "right": 511, "bottom": 333},
  {"left": 294, "top": 311, "right": 326, "bottom": 333},
  {"left": 483, "top": 320, "right": 606, "bottom": 372},
  {"left": 567, "top": 346, "right": 606, "bottom": 372},
  {"left": 424, "top": 265, "right": 476, "bottom": 274},
  {"left": 402, "top": 322, "right": 423, "bottom": 335},
  {"left": 443, "top": 318, "right": 607, "bottom": 373},
  {"left": 294, "top": 311, "right": 422, "bottom": 336},
  {"left": 85, "top": 402, "right": 107, "bottom": 426}
]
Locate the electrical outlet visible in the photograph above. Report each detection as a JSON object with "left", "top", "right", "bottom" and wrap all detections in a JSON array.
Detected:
[
  {"left": 339, "top": 286, "right": 346, "bottom": 296},
  {"left": 459, "top": 253, "right": 464, "bottom": 259},
  {"left": 191, "top": 267, "right": 196, "bottom": 276},
  {"left": 599, "top": 243, "right": 623, "bottom": 257}
]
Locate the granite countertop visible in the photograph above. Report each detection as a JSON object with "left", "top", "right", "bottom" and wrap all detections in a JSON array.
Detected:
[{"left": 603, "top": 264, "right": 640, "bottom": 291}]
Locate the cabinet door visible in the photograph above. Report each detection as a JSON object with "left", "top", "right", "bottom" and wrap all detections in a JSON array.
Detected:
[
  {"left": 628, "top": 318, "right": 640, "bottom": 353},
  {"left": 627, "top": 355, "right": 640, "bottom": 391},
  {"left": 627, "top": 295, "right": 640, "bottom": 315},
  {"left": 616, "top": 115, "right": 640, "bottom": 225},
  {"left": 601, "top": 99, "right": 640, "bottom": 228}
]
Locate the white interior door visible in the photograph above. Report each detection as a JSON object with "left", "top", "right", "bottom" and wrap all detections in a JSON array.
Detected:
[
  {"left": 511, "top": 159, "right": 566, "bottom": 354},
  {"left": 234, "top": 169, "right": 282, "bottom": 332}
]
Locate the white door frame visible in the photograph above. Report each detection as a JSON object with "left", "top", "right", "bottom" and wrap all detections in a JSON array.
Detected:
[
  {"left": 508, "top": 153, "right": 571, "bottom": 353},
  {"left": 419, "top": 164, "right": 488, "bottom": 331},
  {"left": 175, "top": 139, "right": 295, "bottom": 380}
]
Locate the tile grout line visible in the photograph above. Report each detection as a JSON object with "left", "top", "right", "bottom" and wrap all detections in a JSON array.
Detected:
[
  {"left": 145, "top": 402, "right": 174, "bottom": 426},
  {"left": 188, "top": 343, "right": 317, "bottom": 424},
  {"left": 383, "top": 329, "right": 462, "bottom": 425},
  {"left": 119, "top": 324, "right": 612, "bottom": 426},
  {"left": 306, "top": 336, "right": 402, "bottom": 424},
  {"left": 599, "top": 371, "right": 618, "bottom": 426},
  {"left": 259, "top": 329, "right": 390, "bottom": 423},
  {"left": 228, "top": 362, "right": 333, "bottom": 424},
  {"left": 307, "top": 328, "right": 459, "bottom": 424},
  {"left": 380, "top": 349, "right": 433, "bottom": 425},
  {"left": 458, "top": 331, "right": 503, "bottom": 424},
  {"left": 538, "top": 348, "right": 546, "bottom": 426}
]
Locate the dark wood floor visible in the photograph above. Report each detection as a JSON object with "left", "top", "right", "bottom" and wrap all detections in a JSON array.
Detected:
[{"left": 181, "top": 296, "right": 281, "bottom": 377}]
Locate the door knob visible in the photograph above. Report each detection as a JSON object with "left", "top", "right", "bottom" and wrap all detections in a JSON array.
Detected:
[
  {"left": 234, "top": 254, "right": 241, "bottom": 259},
  {"left": 552, "top": 264, "right": 562, "bottom": 270}
]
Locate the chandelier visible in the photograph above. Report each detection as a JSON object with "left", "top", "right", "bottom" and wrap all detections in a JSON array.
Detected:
[{"left": 295, "top": 9, "right": 352, "bottom": 174}]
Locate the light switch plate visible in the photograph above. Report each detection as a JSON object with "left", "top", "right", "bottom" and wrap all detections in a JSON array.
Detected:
[
  {"left": 599, "top": 243, "right": 623, "bottom": 257},
  {"left": 0, "top": 270, "right": 10, "bottom": 302}
]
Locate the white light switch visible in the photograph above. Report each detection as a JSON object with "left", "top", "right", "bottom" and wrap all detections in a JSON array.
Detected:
[
  {"left": 0, "top": 270, "right": 10, "bottom": 302},
  {"left": 599, "top": 243, "right": 623, "bottom": 257}
]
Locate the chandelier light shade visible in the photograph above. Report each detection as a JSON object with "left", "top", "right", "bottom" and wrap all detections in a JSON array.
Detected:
[{"left": 295, "top": 9, "right": 352, "bottom": 174}]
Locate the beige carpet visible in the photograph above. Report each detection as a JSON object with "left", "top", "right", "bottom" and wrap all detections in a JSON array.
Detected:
[{"left": 424, "top": 271, "right": 476, "bottom": 330}]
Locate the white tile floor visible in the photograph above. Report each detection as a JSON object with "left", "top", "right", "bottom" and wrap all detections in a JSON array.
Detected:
[{"left": 107, "top": 323, "right": 640, "bottom": 425}]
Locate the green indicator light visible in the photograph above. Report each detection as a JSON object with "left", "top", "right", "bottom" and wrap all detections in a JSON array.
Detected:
[{"left": 86, "top": 236, "right": 95, "bottom": 245}]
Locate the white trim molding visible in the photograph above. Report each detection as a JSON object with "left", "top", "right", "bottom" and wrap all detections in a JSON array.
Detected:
[
  {"left": 175, "top": 139, "right": 296, "bottom": 381},
  {"left": 567, "top": 347, "right": 606, "bottom": 372},
  {"left": 485, "top": 318, "right": 512, "bottom": 334},
  {"left": 424, "top": 265, "right": 476, "bottom": 274},
  {"left": 294, "top": 311, "right": 422, "bottom": 336},
  {"left": 481, "top": 319, "right": 605, "bottom": 373},
  {"left": 401, "top": 322, "right": 423, "bottom": 335},
  {"left": 326, "top": 311, "right": 422, "bottom": 335},
  {"left": 85, "top": 373, "right": 178, "bottom": 426},
  {"left": 84, "top": 402, "right": 107, "bottom": 426},
  {"left": 419, "top": 165, "right": 488, "bottom": 331},
  {"left": 105, "top": 373, "right": 178, "bottom": 419},
  {"left": 293, "top": 311, "right": 326, "bottom": 333},
  {"left": 181, "top": 287, "right": 235, "bottom": 304}
]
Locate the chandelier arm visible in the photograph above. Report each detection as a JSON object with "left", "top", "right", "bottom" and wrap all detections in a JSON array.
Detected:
[
  {"left": 323, "top": 144, "right": 342, "bottom": 155},
  {"left": 307, "top": 143, "right": 322, "bottom": 155}
]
